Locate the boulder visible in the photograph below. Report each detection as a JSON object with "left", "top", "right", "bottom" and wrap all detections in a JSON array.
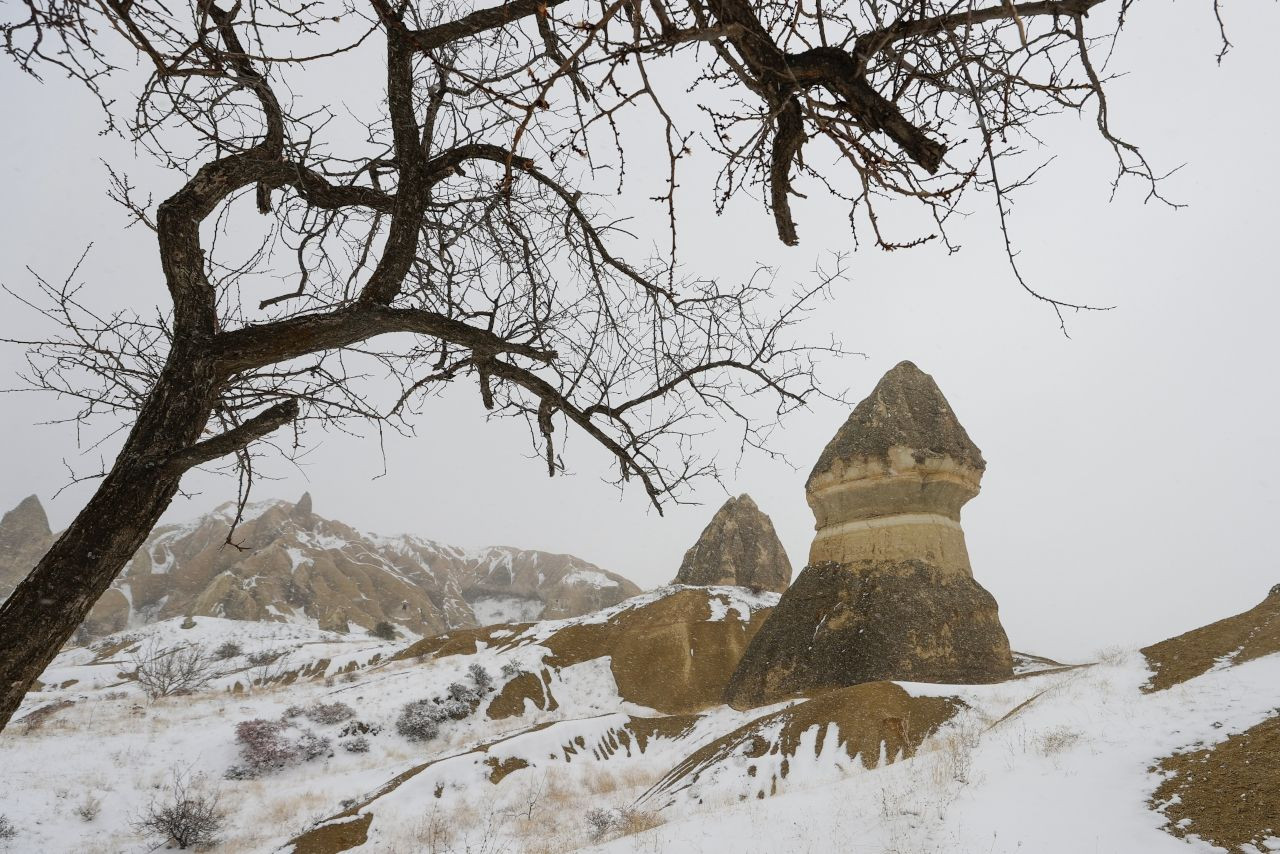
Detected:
[{"left": 673, "top": 494, "right": 792, "bottom": 592}]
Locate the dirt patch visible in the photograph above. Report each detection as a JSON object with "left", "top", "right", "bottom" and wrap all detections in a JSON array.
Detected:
[
  {"left": 288, "top": 813, "right": 374, "bottom": 854},
  {"left": 1141, "top": 588, "right": 1280, "bottom": 692},
  {"left": 644, "top": 681, "right": 961, "bottom": 807},
  {"left": 394, "top": 623, "right": 529, "bottom": 662},
  {"left": 486, "top": 672, "right": 555, "bottom": 720},
  {"left": 1150, "top": 713, "right": 1280, "bottom": 851},
  {"left": 484, "top": 755, "right": 531, "bottom": 783}
]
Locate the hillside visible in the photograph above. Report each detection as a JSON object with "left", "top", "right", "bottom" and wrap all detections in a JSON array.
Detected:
[
  {"left": 0, "top": 494, "right": 641, "bottom": 639},
  {"left": 2, "top": 585, "right": 1276, "bottom": 853}
]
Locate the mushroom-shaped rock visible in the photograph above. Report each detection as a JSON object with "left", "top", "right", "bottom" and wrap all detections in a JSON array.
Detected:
[
  {"left": 806, "top": 360, "right": 984, "bottom": 574},
  {"left": 673, "top": 494, "right": 793, "bottom": 593},
  {"left": 725, "top": 362, "right": 1013, "bottom": 710}
]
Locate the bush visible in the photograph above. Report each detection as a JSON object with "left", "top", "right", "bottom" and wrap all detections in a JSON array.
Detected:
[
  {"left": 246, "top": 649, "right": 283, "bottom": 666},
  {"left": 395, "top": 700, "right": 442, "bottom": 742},
  {"left": 212, "top": 640, "right": 243, "bottom": 660},
  {"left": 340, "top": 735, "right": 370, "bottom": 754},
  {"left": 303, "top": 701, "right": 355, "bottom": 725},
  {"left": 371, "top": 621, "right": 398, "bottom": 641},
  {"left": 282, "top": 705, "right": 306, "bottom": 719},
  {"left": 467, "top": 663, "right": 493, "bottom": 690},
  {"left": 500, "top": 661, "right": 525, "bottom": 679},
  {"left": 439, "top": 698, "right": 472, "bottom": 721},
  {"left": 0, "top": 814, "right": 15, "bottom": 841},
  {"left": 447, "top": 682, "right": 477, "bottom": 703},
  {"left": 295, "top": 728, "right": 332, "bottom": 761},
  {"left": 133, "top": 774, "right": 224, "bottom": 850},
  {"left": 74, "top": 795, "right": 102, "bottom": 822},
  {"left": 131, "top": 641, "right": 214, "bottom": 699},
  {"left": 339, "top": 720, "right": 382, "bottom": 738},
  {"left": 584, "top": 807, "right": 662, "bottom": 842},
  {"left": 234, "top": 719, "right": 296, "bottom": 774}
]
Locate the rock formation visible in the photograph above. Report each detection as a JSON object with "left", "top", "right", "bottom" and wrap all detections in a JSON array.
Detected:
[
  {"left": 2, "top": 492, "right": 642, "bottom": 639},
  {"left": 0, "top": 494, "right": 53, "bottom": 602},
  {"left": 725, "top": 361, "right": 1013, "bottom": 709},
  {"left": 673, "top": 494, "right": 793, "bottom": 593}
]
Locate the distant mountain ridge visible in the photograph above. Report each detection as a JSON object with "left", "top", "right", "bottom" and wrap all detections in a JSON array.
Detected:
[{"left": 0, "top": 493, "right": 641, "bottom": 638}]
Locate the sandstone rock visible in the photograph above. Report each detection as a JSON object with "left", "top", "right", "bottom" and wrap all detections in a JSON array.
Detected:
[
  {"left": 724, "top": 560, "right": 1012, "bottom": 708},
  {"left": 725, "top": 361, "right": 1013, "bottom": 709},
  {"left": 673, "top": 494, "right": 793, "bottom": 592},
  {"left": 0, "top": 494, "right": 53, "bottom": 601}
]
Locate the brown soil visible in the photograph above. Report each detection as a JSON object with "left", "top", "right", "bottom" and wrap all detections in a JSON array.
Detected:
[
  {"left": 1141, "top": 589, "right": 1280, "bottom": 691},
  {"left": 486, "top": 671, "right": 556, "bottom": 719},
  {"left": 1149, "top": 713, "right": 1280, "bottom": 851},
  {"left": 484, "top": 755, "right": 530, "bottom": 783},
  {"left": 394, "top": 623, "right": 529, "bottom": 662},
  {"left": 645, "top": 681, "right": 961, "bottom": 807},
  {"left": 288, "top": 814, "right": 373, "bottom": 854}
]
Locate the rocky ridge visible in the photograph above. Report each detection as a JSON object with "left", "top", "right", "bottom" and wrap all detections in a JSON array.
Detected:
[{"left": 1, "top": 493, "right": 641, "bottom": 639}]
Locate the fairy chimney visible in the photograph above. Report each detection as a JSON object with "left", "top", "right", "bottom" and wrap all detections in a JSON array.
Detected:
[
  {"left": 724, "top": 362, "right": 1013, "bottom": 709},
  {"left": 805, "top": 360, "right": 985, "bottom": 574},
  {"left": 673, "top": 494, "right": 792, "bottom": 593}
]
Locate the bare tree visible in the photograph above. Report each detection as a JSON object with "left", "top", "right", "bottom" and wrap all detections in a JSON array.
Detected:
[
  {"left": 0, "top": 0, "right": 1227, "bottom": 728},
  {"left": 132, "top": 768, "right": 226, "bottom": 849},
  {"left": 130, "top": 640, "right": 216, "bottom": 699}
]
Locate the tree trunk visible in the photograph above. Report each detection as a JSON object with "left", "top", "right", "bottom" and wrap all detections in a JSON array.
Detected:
[{"left": 0, "top": 352, "right": 218, "bottom": 730}]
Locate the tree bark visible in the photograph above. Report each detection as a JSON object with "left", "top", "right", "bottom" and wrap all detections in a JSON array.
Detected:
[{"left": 0, "top": 353, "right": 218, "bottom": 729}]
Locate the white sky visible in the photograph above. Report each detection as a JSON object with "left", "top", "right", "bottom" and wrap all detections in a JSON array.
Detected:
[{"left": 2, "top": 1, "right": 1278, "bottom": 661}]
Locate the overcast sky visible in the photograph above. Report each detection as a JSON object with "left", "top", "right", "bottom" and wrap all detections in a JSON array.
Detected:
[{"left": 2, "top": 1, "right": 1278, "bottom": 661}]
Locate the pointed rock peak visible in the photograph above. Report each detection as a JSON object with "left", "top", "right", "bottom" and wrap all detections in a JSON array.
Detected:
[
  {"left": 809, "top": 361, "right": 984, "bottom": 485},
  {"left": 293, "top": 492, "right": 313, "bottom": 517},
  {"left": 674, "top": 493, "right": 793, "bottom": 593},
  {"left": 1, "top": 494, "right": 51, "bottom": 538}
]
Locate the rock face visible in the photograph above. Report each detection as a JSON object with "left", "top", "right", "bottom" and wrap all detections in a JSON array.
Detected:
[
  {"left": 2, "top": 493, "right": 641, "bottom": 638},
  {"left": 673, "top": 494, "right": 792, "bottom": 593},
  {"left": 725, "top": 361, "right": 1013, "bottom": 709},
  {"left": 0, "top": 495, "right": 53, "bottom": 602}
]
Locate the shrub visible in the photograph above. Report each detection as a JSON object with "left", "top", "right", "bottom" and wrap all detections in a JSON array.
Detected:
[
  {"left": 500, "top": 661, "right": 525, "bottom": 679},
  {"left": 130, "top": 641, "right": 214, "bottom": 699},
  {"left": 282, "top": 705, "right": 306, "bottom": 719},
  {"left": 584, "top": 807, "right": 661, "bottom": 842},
  {"left": 74, "top": 795, "right": 102, "bottom": 822},
  {"left": 467, "top": 663, "right": 493, "bottom": 690},
  {"left": 447, "top": 682, "right": 477, "bottom": 703},
  {"left": 212, "top": 640, "right": 243, "bottom": 660},
  {"left": 439, "top": 699, "right": 472, "bottom": 721},
  {"left": 234, "top": 719, "right": 296, "bottom": 774},
  {"left": 585, "top": 807, "right": 618, "bottom": 842},
  {"left": 133, "top": 774, "right": 224, "bottom": 850},
  {"left": 340, "top": 735, "right": 370, "bottom": 754},
  {"left": 0, "top": 814, "right": 15, "bottom": 841},
  {"left": 371, "top": 621, "right": 398, "bottom": 641},
  {"left": 396, "top": 700, "right": 442, "bottom": 742},
  {"left": 295, "top": 728, "right": 332, "bottom": 761},
  {"left": 304, "top": 701, "right": 355, "bottom": 725},
  {"left": 339, "top": 720, "right": 382, "bottom": 738},
  {"left": 246, "top": 649, "right": 283, "bottom": 666}
]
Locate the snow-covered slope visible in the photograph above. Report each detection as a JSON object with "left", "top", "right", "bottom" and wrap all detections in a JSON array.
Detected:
[{"left": 1, "top": 587, "right": 1277, "bottom": 854}]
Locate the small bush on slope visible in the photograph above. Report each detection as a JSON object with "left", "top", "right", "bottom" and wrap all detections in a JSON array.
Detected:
[
  {"left": 231, "top": 718, "right": 330, "bottom": 777},
  {"left": 396, "top": 700, "right": 444, "bottom": 742},
  {"left": 212, "top": 640, "right": 242, "bottom": 660},
  {"left": 130, "top": 641, "right": 214, "bottom": 699},
  {"left": 372, "top": 621, "right": 398, "bottom": 641},
  {"left": 303, "top": 701, "right": 355, "bottom": 725},
  {"left": 0, "top": 814, "right": 15, "bottom": 841},
  {"left": 133, "top": 773, "right": 225, "bottom": 850},
  {"left": 468, "top": 663, "right": 494, "bottom": 690}
]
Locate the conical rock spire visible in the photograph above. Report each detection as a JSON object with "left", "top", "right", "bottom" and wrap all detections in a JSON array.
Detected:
[{"left": 673, "top": 494, "right": 792, "bottom": 593}]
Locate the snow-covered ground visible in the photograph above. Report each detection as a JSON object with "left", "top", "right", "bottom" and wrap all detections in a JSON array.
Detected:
[{"left": 1, "top": 593, "right": 1276, "bottom": 853}]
